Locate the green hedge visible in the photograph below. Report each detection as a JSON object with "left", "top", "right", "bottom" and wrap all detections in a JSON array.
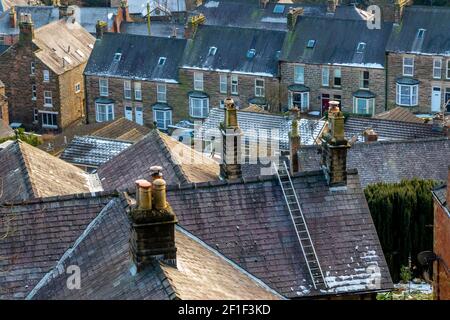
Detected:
[{"left": 364, "top": 179, "right": 437, "bottom": 282}]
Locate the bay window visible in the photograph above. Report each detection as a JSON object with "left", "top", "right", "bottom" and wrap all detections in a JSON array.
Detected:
[
  {"left": 288, "top": 91, "right": 309, "bottom": 111},
  {"left": 353, "top": 97, "right": 375, "bottom": 115},
  {"left": 189, "top": 96, "right": 209, "bottom": 118},
  {"left": 153, "top": 108, "right": 172, "bottom": 130},
  {"left": 95, "top": 103, "right": 114, "bottom": 122},
  {"left": 396, "top": 84, "right": 418, "bottom": 106}
]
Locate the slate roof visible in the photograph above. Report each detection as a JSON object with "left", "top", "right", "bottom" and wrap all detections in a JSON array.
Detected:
[
  {"left": 181, "top": 24, "right": 285, "bottom": 77},
  {"left": 59, "top": 135, "right": 133, "bottom": 168},
  {"left": 373, "top": 107, "right": 424, "bottom": 124},
  {"left": 122, "top": 0, "right": 187, "bottom": 15},
  {"left": 90, "top": 117, "right": 151, "bottom": 141},
  {"left": 0, "top": 192, "right": 114, "bottom": 299},
  {"left": 28, "top": 197, "right": 281, "bottom": 300},
  {"left": 194, "top": 0, "right": 327, "bottom": 31},
  {"left": 333, "top": 4, "right": 374, "bottom": 21},
  {"left": 386, "top": 6, "right": 450, "bottom": 55},
  {"left": 197, "top": 108, "right": 326, "bottom": 150},
  {"left": 344, "top": 116, "right": 445, "bottom": 142},
  {"left": 78, "top": 7, "right": 116, "bottom": 34},
  {"left": 168, "top": 170, "right": 392, "bottom": 297},
  {"left": 0, "top": 44, "right": 9, "bottom": 55},
  {"left": 32, "top": 19, "right": 95, "bottom": 75},
  {"left": 97, "top": 130, "right": 220, "bottom": 190},
  {"left": 280, "top": 15, "right": 393, "bottom": 68},
  {"left": 432, "top": 185, "right": 447, "bottom": 210},
  {"left": 0, "top": 6, "right": 59, "bottom": 35},
  {"left": 0, "top": 140, "right": 103, "bottom": 203},
  {"left": 120, "top": 21, "right": 185, "bottom": 38},
  {"left": 84, "top": 33, "right": 186, "bottom": 82},
  {"left": 298, "top": 137, "right": 450, "bottom": 187}
]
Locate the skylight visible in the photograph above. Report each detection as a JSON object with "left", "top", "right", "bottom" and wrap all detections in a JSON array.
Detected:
[
  {"left": 158, "top": 57, "right": 167, "bottom": 65},
  {"left": 208, "top": 46, "right": 217, "bottom": 56},
  {"left": 113, "top": 53, "right": 122, "bottom": 62},
  {"left": 417, "top": 28, "right": 426, "bottom": 39},
  {"left": 356, "top": 42, "right": 366, "bottom": 53},
  {"left": 246, "top": 49, "right": 256, "bottom": 59},
  {"left": 273, "top": 4, "right": 285, "bottom": 14},
  {"left": 307, "top": 40, "right": 316, "bottom": 48}
]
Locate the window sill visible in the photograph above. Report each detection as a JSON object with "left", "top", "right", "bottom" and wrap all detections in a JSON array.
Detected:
[
  {"left": 396, "top": 103, "right": 418, "bottom": 107},
  {"left": 42, "top": 125, "right": 58, "bottom": 129},
  {"left": 43, "top": 104, "right": 53, "bottom": 108},
  {"left": 157, "top": 100, "right": 167, "bottom": 104}
]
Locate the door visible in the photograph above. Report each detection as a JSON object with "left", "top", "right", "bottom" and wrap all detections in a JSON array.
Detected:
[
  {"left": 431, "top": 86, "right": 441, "bottom": 112},
  {"left": 321, "top": 94, "right": 330, "bottom": 115},
  {"left": 135, "top": 106, "right": 143, "bottom": 125},
  {"left": 124, "top": 106, "right": 133, "bottom": 121}
]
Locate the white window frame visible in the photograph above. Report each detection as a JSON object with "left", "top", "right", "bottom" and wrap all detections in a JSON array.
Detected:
[
  {"left": 396, "top": 84, "right": 418, "bottom": 106},
  {"left": 403, "top": 57, "right": 414, "bottom": 76},
  {"left": 353, "top": 97, "right": 375, "bottom": 115},
  {"left": 294, "top": 65, "right": 304, "bottom": 84},
  {"left": 231, "top": 75, "right": 238, "bottom": 95},
  {"left": 31, "top": 85, "right": 37, "bottom": 101},
  {"left": 75, "top": 83, "right": 81, "bottom": 93},
  {"left": 40, "top": 111, "right": 58, "bottom": 129},
  {"left": 333, "top": 68, "right": 341, "bottom": 87},
  {"left": 189, "top": 97, "right": 209, "bottom": 118},
  {"left": 157, "top": 84, "right": 167, "bottom": 103},
  {"left": 33, "top": 108, "right": 39, "bottom": 122},
  {"left": 124, "top": 80, "right": 131, "bottom": 99},
  {"left": 43, "top": 91, "right": 52, "bottom": 107},
  {"left": 360, "top": 70, "right": 370, "bottom": 89},
  {"left": 95, "top": 103, "right": 115, "bottom": 122},
  {"left": 134, "top": 82, "right": 142, "bottom": 101},
  {"left": 99, "top": 78, "right": 108, "bottom": 97},
  {"left": 433, "top": 58, "right": 442, "bottom": 79},
  {"left": 31, "top": 62, "right": 35, "bottom": 75},
  {"left": 288, "top": 91, "right": 309, "bottom": 111},
  {"left": 194, "top": 72, "right": 204, "bottom": 91},
  {"left": 153, "top": 109, "right": 172, "bottom": 130},
  {"left": 43, "top": 70, "right": 50, "bottom": 82},
  {"left": 321, "top": 67, "right": 329, "bottom": 87},
  {"left": 255, "top": 78, "right": 265, "bottom": 97},
  {"left": 219, "top": 74, "right": 227, "bottom": 93},
  {"left": 447, "top": 60, "right": 450, "bottom": 80}
]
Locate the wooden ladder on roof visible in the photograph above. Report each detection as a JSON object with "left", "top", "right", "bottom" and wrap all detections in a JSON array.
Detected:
[{"left": 274, "top": 161, "right": 327, "bottom": 290}]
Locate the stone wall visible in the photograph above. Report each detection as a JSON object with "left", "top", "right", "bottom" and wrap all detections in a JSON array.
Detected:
[{"left": 0, "top": 82, "right": 8, "bottom": 124}]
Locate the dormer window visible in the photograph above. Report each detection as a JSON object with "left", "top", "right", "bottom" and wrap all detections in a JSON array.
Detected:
[
  {"left": 208, "top": 46, "right": 217, "bottom": 56},
  {"left": 306, "top": 40, "right": 316, "bottom": 49},
  {"left": 356, "top": 42, "right": 366, "bottom": 54},
  {"left": 417, "top": 28, "right": 426, "bottom": 39},
  {"left": 246, "top": 49, "right": 256, "bottom": 59},
  {"left": 158, "top": 57, "right": 166, "bottom": 65},
  {"left": 114, "top": 53, "right": 122, "bottom": 62}
]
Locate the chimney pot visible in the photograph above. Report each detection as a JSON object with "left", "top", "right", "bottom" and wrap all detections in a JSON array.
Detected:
[
  {"left": 135, "top": 179, "right": 152, "bottom": 210},
  {"left": 363, "top": 128, "right": 378, "bottom": 143},
  {"left": 152, "top": 178, "right": 167, "bottom": 210},
  {"left": 9, "top": 6, "right": 17, "bottom": 28},
  {"left": 95, "top": 20, "right": 107, "bottom": 39},
  {"left": 150, "top": 165, "right": 163, "bottom": 181}
]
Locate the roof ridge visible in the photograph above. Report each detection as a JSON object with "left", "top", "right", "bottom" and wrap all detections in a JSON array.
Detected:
[
  {"left": 347, "top": 115, "right": 435, "bottom": 128},
  {"left": 156, "top": 131, "right": 190, "bottom": 184},
  {"left": 155, "top": 262, "right": 181, "bottom": 300},
  {"left": 15, "top": 141, "right": 38, "bottom": 199}
]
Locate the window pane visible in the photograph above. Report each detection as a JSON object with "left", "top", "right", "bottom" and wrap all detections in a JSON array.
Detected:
[{"left": 294, "top": 66, "right": 304, "bottom": 84}]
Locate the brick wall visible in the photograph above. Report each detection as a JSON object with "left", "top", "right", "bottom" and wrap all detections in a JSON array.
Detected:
[
  {"left": 85, "top": 75, "right": 188, "bottom": 127},
  {"left": 387, "top": 53, "right": 450, "bottom": 113},
  {"left": 433, "top": 197, "right": 450, "bottom": 300},
  {"left": 179, "top": 68, "right": 281, "bottom": 113},
  {"left": 280, "top": 62, "right": 386, "bottom": 115}
]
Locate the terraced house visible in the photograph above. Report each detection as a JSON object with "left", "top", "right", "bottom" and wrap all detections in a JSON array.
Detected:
[
  {"left": 279, "top": 14, "right": 392, "bottom": 116},
  {"left": 84, "top": 31, "right": 186, "bottom": 130},
  {"left": 0, "top": 15, "right": 94, "bottom": 132},
  {"left": 180, "top": 24, "right": 285, "bottom": 115},
  {"left": 386, "top": 6, "right": 450, "bottom": 114}
]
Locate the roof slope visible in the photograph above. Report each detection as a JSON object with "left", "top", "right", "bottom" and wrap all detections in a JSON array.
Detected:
[
  {"left": 298, "top": 137, "right": 450, "bottom": 187},
  {"left": 386, "top": 6, "right": 450, "bottom": 55},
  {"left": 0, "top": 6, "right": 59, "bottom": 35},
  {"left": 181, "top": 25, "right": 285, "bottom": 76},
  {"left": 91, "top": 117, "right": 151, "bottom": 141},
  {"left": 280, "top": 16, "right": 392, "bottom": 67},
  {"left": 167, "top": 170, "right": 392, "bottom": 298},
  {"left": 33, "top": 19, "right": 95, "bottom": 75},
  {"left": 344, "top": 116, "right": 445, "bottom": 142},
  {"left": 0, "top": 193, "right": 113, "bottom": 299},
  {"left": 84, "top": 33, "right": 186, "bottom": 82},
  {"left": 374, "top": 107, "right": 424, "bottom": 124},
  {"left": 97, "top": 130, "right": 219, "bottom": 190},
  {"left": 59, "top": 136, "right": 133, "bottom": 168},
  {"left": 0, "top": 140, "right": 102, "bottom": 203},
  {"left": 29, "top": 197, "right": 281, "bottom": 300}
]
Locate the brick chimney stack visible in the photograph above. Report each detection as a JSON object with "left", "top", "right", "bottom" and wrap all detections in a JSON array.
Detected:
[
  {"left": 184, "top": 14, "right": 205, "bottom": 39},
  {"left": 363, "top": 128, "right": 378, "bottom": 143},
  {"left": 320, "top": 101, "right": 350, "bottom": 187},
  {"left": 19, "top": 13, "right": 34, "bottom": 44},
  {"left": 287, "top": 8, "right": 303, "bottom": 32},
  {"left": 0, "top": 81, "right": 9, "bottom": 125},
  {"left": 327, "top": 0, "right": 337, "bottom": 14},
  {"left": 118, "top": 0, "right": 133, "bottom": 22},
  {"left": 289, "top": 108, "right": 301, "bottom": 174},
  {"left": 129, "top": 175, "right": 178, "bottom": 272},
  {"left": 95, "top": 20, "right": 107, "bottom": 39},
  {"left": 10, "top": 6, "right": 17, "bottom": 28},
  {"left": 220, "top": 98, "right": 243, "bottom": 180}
]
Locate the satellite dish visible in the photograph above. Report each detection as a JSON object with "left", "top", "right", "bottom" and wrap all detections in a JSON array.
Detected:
[{"left": 417, "top": 251, "right": 437, "bottom": 266}]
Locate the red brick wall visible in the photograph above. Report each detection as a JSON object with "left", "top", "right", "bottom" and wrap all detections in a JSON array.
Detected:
[{"left": 433, "top": 199, "right": 450, "bottom": 300}]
